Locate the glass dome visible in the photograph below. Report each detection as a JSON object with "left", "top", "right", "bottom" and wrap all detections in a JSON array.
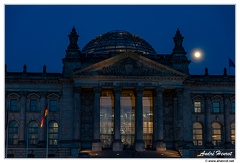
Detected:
[{"left": 82, "top": 30, "right": 157, "bottom": 55}]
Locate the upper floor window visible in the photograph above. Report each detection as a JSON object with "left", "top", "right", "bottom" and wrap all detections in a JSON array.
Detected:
[
  {"left": 10, "top": 99, "right": 18, "bottom": 111},
  {"left": 8, "top": 121, "right": 18, "bottom": 145},
  {"left": 194, "top": 101, "right": 202, "bottom": 113},
  {"left": 212, "top": 101, "right": 220, "bottom": 113},
  {"left": 49, "top": 100, "right": 58, "bottom": 112},
  {"left": 30, "top": 100, "right": 38, "bottom": 112}
]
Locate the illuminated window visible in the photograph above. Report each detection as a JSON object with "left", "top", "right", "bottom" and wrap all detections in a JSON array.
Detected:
[
  {"left": 8, "top": 121, "right": 18, "bottom": 145},
  {"left": 194, "top": 101, "right": 201, "bottom": 113},
  {"left": 231, "top": 122, "right": 235, "bottom": 145},
  {"left": 100, "top": 90, "right": 114, "bottom": 148},
  {"left": 143, "top": 91, "right": 153, "bottom": 149},
  {"left": 28, "top": 121, "right": 38, "bottom": 145},
  {"left": 212, "top": 122, "right": 221, "bottom": 146},
  {"left": 121, "top": 90, "right": 135, "bottom": 146},
  {"left": 10, "top": 99, "right": 18, "bottom": 111},
  {"left": 212, "top": 102, "right": 220, "bottom": 113},
  {"left": 30, "top": 100, "right": 38, "bottom": 112},
  {"left": 193, "top": 122, "right": 203, "bottom": 146},
  {"left": 48, "top": 121, "right": 58, "bottom": 146}
]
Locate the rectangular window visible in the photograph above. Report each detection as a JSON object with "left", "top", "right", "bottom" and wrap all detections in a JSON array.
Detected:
[
  {"left": 49, "top": 100, "right": 58, "bottom": 112},
  {"left": 231, "top": 102, "right": 235, "bottom": 113},
  {"left": 194, "top": 101, "right": 201, "bottom": 113},
  {"left": 213, "top": 102, "right": 220, "bottom": 113},
  {"left": 10, "top": 99, "right": 18, "bottom": 111},
  {"left": 30, "top": 100, "right": 38, "bottom": 112}
]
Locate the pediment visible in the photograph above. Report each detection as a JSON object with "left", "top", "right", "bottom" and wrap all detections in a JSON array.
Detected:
[{"left": 73, "top": 52, "right": 187, "bottom": 77}]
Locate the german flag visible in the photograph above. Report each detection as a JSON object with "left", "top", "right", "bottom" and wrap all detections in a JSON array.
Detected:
[{"left": 40, "top": 104, "right": 48, "bottom": 127}]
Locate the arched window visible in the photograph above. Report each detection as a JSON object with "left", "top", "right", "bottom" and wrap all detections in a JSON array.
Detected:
[
  {"left": 8, "top": 121, "right": 18, "bottom": 145},
  {"left": 231, "top": 122, "right": 235, "bottom": 145},
  {"left": 193, "top": 122, "right": 203, "bottom": 146},
  {"left": 28, "top": 121, "right": 38, "bottom": 145},
  {"left": 212, "top": 122, "right": 222, "bottom": 146},
  {"left": 48, "top": 121, "right": 58, "bottom": 146}
]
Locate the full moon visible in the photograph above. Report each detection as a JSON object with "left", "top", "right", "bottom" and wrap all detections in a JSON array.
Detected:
[{"left": 194, "top": 51, "right": 201, "bottom": 58}]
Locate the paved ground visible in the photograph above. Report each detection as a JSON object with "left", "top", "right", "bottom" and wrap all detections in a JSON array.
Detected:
[{"left": 79, "top": 149, "right": 181, "bottom": 158}]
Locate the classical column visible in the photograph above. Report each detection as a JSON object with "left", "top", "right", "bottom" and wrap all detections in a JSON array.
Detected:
[
  {"left": 19, "top": 91, "right": 27, "bottom": 145},
  {"left": 154, "top": 87, "right": 166, "bottom": 151},
  {"left": 134, "top": 87, "right": 145, "bottom": 151},
  {"left": 92, "top": 87, "right": 102, "bottom": 151},
  {"left": 223, "top": 94, "right": 233, "bottom": 148},
  {"left": 38, "top": 92, "right": 47, "bottom": 147},
  {"left": 112, "top": 87, "right": 123, "bottom": 151},
  {"left": 71, "top": 87, "right": 81, "bottom": 156},
  {"left": 204, "top": 94, "right": 214, "bottom": 148}
]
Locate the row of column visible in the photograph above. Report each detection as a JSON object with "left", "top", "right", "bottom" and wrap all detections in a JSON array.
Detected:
[{"left": 89, "top": 86, "right": 165, "bottom": 151}]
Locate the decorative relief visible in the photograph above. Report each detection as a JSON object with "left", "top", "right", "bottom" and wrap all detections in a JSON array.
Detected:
[{"left": 97, "top": 57, "right": 170, "bottom": 76}]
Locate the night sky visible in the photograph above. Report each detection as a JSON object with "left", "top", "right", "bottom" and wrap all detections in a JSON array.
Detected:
[{"left": 5, "top": 4, "right": 235, "bottom": 75}]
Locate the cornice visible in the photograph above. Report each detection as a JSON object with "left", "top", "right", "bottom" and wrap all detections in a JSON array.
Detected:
[{"left": 72, "top": 75, "right": 187, "bottom": 81}]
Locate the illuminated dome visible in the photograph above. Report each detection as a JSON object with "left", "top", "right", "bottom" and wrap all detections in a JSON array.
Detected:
[{"left": 82, "top": 30, "right": 157, "bottom": 55}]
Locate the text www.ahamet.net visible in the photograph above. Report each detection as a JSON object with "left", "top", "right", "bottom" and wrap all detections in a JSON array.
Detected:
[{"left": 206, "top": 160, "right": 234, "bottom": 162}]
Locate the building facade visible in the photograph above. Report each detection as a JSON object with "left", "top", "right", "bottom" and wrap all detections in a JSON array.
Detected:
[{"left": 5, "top": 28, "right": 235, "bottom": 158}]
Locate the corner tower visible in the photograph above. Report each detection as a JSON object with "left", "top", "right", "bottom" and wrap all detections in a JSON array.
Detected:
[
  {"left": 62, "top": 27, "right": 82, "bottom": 77},
  {"left": 171, "top": 29, "right": 190, "bottom": 74}
]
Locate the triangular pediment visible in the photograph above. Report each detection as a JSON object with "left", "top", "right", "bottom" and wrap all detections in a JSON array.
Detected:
[{"left": 73, "top": 52, "right": 187, "bottom": 77}]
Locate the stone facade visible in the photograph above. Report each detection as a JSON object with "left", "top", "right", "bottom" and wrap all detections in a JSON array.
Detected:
[{"left": 5, "top": 28, "right": 235, "bottom": 158}]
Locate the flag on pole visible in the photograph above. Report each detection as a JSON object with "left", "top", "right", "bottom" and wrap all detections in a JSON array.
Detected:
[
  {"left": 229, "top": 58, "right": 235, "bottom": 68},
  {"left": 40, "top": 104, "right": 48, "bottom": 127}
]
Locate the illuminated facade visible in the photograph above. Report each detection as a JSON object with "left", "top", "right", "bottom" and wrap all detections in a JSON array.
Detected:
[{"left": 5, "top": 28, "right": 235, "bottom": 158}]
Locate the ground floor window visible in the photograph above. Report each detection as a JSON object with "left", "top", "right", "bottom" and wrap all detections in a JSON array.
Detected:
[
  {"left": 231, "top": 122, "right": 235, "bottom": 145},
  {"left": 212, "top": 122, "right": 222, "bottom": 146},
  {"left": 193, "top": 122, "right": 203, "bottom": 146}
]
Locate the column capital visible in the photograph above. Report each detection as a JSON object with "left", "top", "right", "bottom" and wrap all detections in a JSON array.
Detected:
[
  {"left": 176, "top": 88, "right": 183, "bottom": 94},
  {"left": 73, "top": 87, "right": 82, "bottom": 93},
  {"left": 223, "top": 94, "right": 232, "bottom": 99},
  {"left": 20, "top": 91, "right": 27, "bottom": 96},
  {"left": 93, "top": 86, "right": 102, "bottom": 94},
  {"left": 135, "top": 87, "right": 144, "bottom": 95},
  {"left": 204, "top": 93, "right": 212, "bottom": 99},
  {"left": 155, "top": 87, "right": 163, "bottom": 95},
  {"left": 113, "top": 87, "right": 122, "bottom": 94}
]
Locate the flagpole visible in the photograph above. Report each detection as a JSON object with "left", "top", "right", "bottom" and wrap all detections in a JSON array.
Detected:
[{"left": 46, "top": 104, "right": 49, "bottom": 158}]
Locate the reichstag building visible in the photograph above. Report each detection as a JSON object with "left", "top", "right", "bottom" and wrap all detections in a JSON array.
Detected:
[{"left": 5, "top": 27, "right": 235, "bottom": 158}]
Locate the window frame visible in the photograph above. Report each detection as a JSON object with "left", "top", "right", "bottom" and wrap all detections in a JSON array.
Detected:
[
  {"left": 193, "top": 122, "right": 203, "bottom": 146},
  {"left": 8, "top": 121, "right": 18, "bottom": 145},
  {"left": 48, "top": 121, "right": 58, "bottom": 146}
]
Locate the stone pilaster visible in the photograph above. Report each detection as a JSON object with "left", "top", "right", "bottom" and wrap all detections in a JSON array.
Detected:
[
  {"left": 204, "top": 94, "right": 214, "bottom": 148},
  {"left": 112, "top": 87, "right": 123, "bottom": 151},
  {"left": 134, "top": 87, "right": 145, "bottom": 151},
  {"left": 175, "top": 88, "right": 185, "bottom": 148},
  {"left": 71, "top": 87, "right": 81, "bottom": 156},
  {"left": 18, "top": 91, "right": 27, "bottom": 146},
  {"left": 223, "top": 94, "right": 234, "bottom": 149},
  {"left": 154, "top": 87, "right": 166, "bottom": 151},
  {"left": 92, "top": 87, "right": 102, "bottom": 151}
]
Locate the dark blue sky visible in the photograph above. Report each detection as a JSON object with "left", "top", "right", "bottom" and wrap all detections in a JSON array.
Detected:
[{"left": 5, "top": 5, "right": 235, "bottom": 75}]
